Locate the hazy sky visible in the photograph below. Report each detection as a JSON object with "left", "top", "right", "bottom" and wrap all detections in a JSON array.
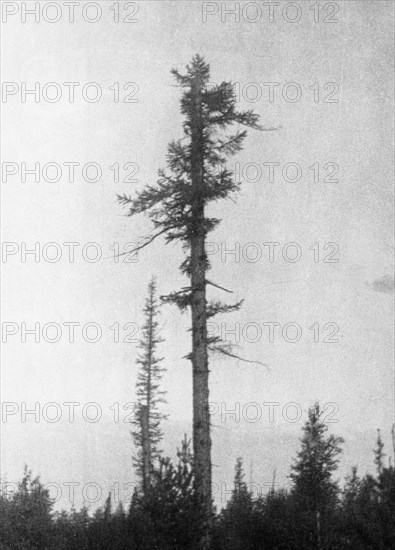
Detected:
[{"left": 2, "top": 0, "right": 394, "bottom": 510}]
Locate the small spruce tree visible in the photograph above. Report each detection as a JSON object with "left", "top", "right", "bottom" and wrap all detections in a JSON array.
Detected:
[
  {"left": 290, "top": 402, "right": 344, "bottom": 549},
  {"left": 374, "top": 428, "right": 385, "bottom": 476},
  {"left": 215, "top": 458, "right": 260, "bottom": 550}
]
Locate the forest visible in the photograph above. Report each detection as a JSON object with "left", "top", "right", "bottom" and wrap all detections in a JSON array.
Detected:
[
  {"left": 1, "top": 407, "right": 394, "bottom": 549},
  {"left": 2, "top": 56, "right": 394, "bottom": 549}
]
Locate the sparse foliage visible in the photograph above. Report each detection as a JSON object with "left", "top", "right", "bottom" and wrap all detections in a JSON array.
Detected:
[{"left": 131, "top": 277, "right": 167, "bottom": 493}]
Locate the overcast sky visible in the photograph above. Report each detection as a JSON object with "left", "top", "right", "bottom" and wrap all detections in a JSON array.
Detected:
[{"left": 2, "top": 0, "right": 394, "bottom": 510}]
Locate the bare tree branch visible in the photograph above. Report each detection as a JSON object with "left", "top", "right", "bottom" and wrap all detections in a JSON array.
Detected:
[
  {"left": 104, "top": 227, "right": 174, "bottom": 260},
  {"left": 206, "top": 280, "right": 233, "bottom": 293},
  {"left": 208, "top": 344, "right": 270, "bottom": 370}
]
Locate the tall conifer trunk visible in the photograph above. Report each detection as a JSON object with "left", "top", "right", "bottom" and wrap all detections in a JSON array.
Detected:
[{"left": 190, "top": 76, "right": 212, "bottom": 521}]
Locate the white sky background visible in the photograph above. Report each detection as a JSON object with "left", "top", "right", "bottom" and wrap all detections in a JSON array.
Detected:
[{"left": 1, "top": 0, "right": 394, "bottom": 511}]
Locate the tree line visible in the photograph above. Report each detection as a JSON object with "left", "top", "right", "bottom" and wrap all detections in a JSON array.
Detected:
[{"left": 1, "top": 405, "right": 394, "bottom": 549}]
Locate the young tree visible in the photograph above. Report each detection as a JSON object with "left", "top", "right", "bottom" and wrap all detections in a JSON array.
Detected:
[
  {"left": 131, "top": 277, "right": 167, "bottom": 494},
  {"left": 340, "top": 435, "right": 395, "bottom": 549},
  {"left": 214, "top": 458, "right": 260, "bottom": 550},
  {"left": 128, "top": 437, "right": 201, "bottom": 550},
  {"left": 0, "top": 467, "right": 54, "bottom": 549},
  {"left": 118, "top": 55, "right": 269, "bottom": 533},
  {"left": 290, "top": 403, "right": 344, "bottom": 549},
  {"left": 374, "top": 429, "right": 385, "bottom": 476}
]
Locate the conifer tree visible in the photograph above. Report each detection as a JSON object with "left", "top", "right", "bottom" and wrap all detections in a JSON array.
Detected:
[
  {"left": 128, "top": 437, "right": 201, "bottom": 550},
  {"left": 290, "top": 402, "right": 344, "bottom": 549},
  {"left": 118, "top": 56, "right": 270, "bottom": 534},
  {"left": 0, "top": 467, "right": 54, "bottom": 549},
  {"left": 232, "top": 457, "right": 252, "bottom": 504},
  {"left": 131, "top": 277, "right": 167, "bottom": 494},
  {"left": 215, "top": 458, "right": 260, "bottom": 550},
  {"left": 374, "top": 429, "right": 385, "bottom": 475}
]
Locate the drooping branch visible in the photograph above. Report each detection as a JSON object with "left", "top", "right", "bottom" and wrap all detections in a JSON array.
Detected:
[
  {"left": 206, "top": 279, "right": 233, "bottom": 294},
  {"left": 161, "top": 287, "right": 192, "bottom": 311},
  {"left": 206, "top": 299, "right": 243, "bottom": 319},
  {"left": 208, "top": 341, "right": 269, "bottom": 369},
  {"left": 109, "top": 227, "right": 176, "bottom": 260}
]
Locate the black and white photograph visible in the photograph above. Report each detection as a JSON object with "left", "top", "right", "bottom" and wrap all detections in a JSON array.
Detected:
[{"left": 1, "top": 1, "right": 394, "bottom": 548}]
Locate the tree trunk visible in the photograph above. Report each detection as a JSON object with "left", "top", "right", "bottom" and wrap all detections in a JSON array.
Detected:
[
  {"left": 316, "top": 509, "right": 322, "bottom": 550},
  {"left": 140, "top": 405, "right": 150, "bottom": 495},
  {"left": 190, "top": 77, "right": 212, "bottom": 537}
]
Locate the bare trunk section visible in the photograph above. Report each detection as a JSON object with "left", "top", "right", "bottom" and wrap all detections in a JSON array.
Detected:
[
  {"left": 190, "top": 77, "right": 212, "bottom": 536},
  {"left": 316, "top": 509, "right": 322, "bottom": 550},
  {"left": 140, "top": 405, "right": 150, "bottom": 495}
]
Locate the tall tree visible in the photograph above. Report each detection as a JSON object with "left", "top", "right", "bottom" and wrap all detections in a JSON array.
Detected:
[
  {"left": 290, "top": 402, "right": 344, "bottom": 549},
  {"left": 118, "top": 55, "right": 269, "bottom": 535},
  {"left": 131, "top": 277, "right": 167, "bottom": 494}
]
